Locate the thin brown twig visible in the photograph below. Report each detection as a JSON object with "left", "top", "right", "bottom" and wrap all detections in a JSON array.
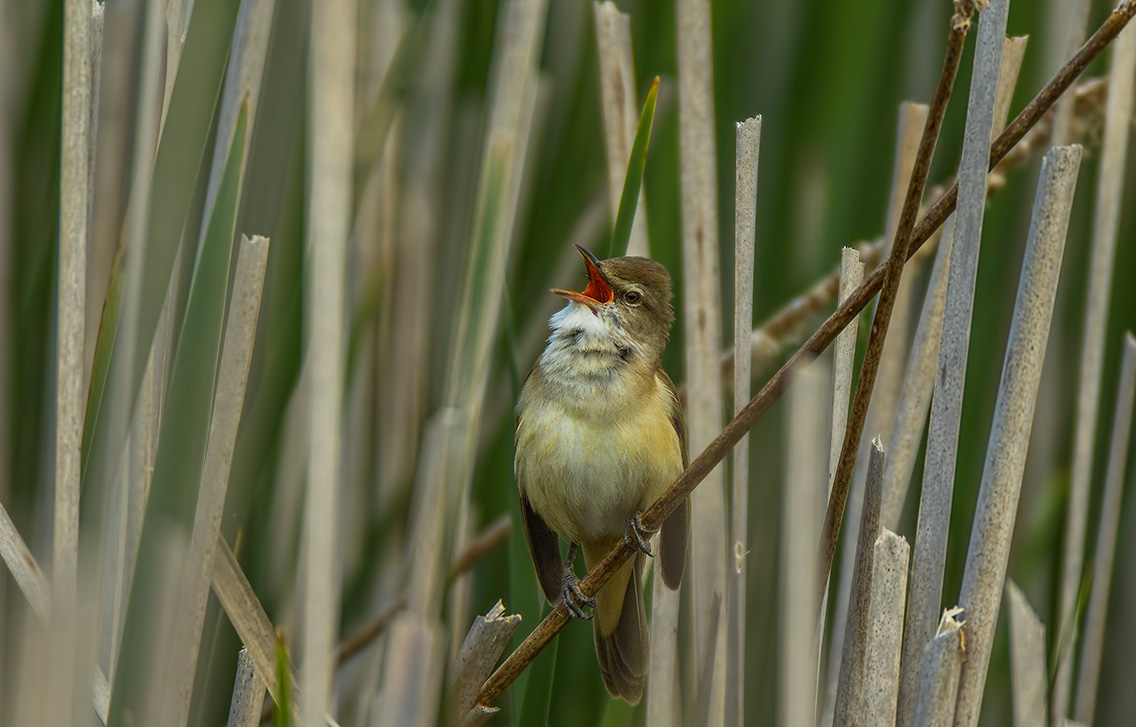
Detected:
[
  {"left": 820, "top": 0, "right": 973, "bottom": 602},
  {"left": 711, "top": 75, "right": 1109, "bottom": 392},
  {"left": 470, "top": 2, "right": 1136, "bottom": 713}
]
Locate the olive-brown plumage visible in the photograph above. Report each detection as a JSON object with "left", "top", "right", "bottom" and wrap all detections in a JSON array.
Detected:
[{"left": 514, "top": 245, "right": 689, "bottom": 703}]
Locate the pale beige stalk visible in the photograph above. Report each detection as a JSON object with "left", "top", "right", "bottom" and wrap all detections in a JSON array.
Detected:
[
  {"left": 724, "top": 115, "right": 760, "bottom": 727},
  {"left": 593, "top": 0, "right": 649, "bottom": 257},
  {"left": 1054, "top": 19, "right": 1136, "bottom": 725},
  {"left": 833, "top": 439, "right": 886, "bottom": 727},
  {"left": 167, "top": 236, "right": 270, "bottom": 727},
  {"left": 902, "top": 5, "right": 1010, "bottom": 723},
  {"left": 827, "top": 100, "right": 924, "bottom": 727},
  {"left": 677, "top": 0, "right": 727, "bottom": 718},
  {"left": 1074, "top": 333, "right": 1136, "bottom": 722},
  {"left": 862, "top": 530, "right": 909, "bottom": 727},
  {"left": 304, "top": 0, "right": 356, "bottom": 722},
  {"left": 448, "top": 601, "right": 521, "bottom": 724},
  {"left": 51, "top": 0, "right": 94, "bottom": 720},
  {"left": 781, "top": 364, "right": 825, "bottom": 727},
  {"left": 910, "top": 608, "right": 965, "bottom": 727},
  {"left": 819, "top": 247, "right": 863, "bottom": 727},
  {"left": 226, "top": 648, "right": 266, "bottom": 727},
  {"left": 1007, "top": 581, "right": 1048, "bottom": 727},
  {"left": 954, "top": 144, "right": 1083, "bottom": 727}
]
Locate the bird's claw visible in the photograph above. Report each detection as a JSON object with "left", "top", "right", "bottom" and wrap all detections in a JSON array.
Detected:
[
  {"left": 561, "top": 571, "right": 595, "bottom": 620},
  {"left": 623, "top": 511, "right": 658, "bottom": 556}
]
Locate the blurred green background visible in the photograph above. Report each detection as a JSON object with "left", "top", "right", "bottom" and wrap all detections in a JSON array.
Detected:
[{"left": 1, "top": 0, "right": 1135, "bottom": 725}]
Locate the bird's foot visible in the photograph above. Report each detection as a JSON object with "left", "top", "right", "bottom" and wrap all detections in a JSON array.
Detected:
[
  {"left": 622, "top": 511, "right": 658, "bottom": 556},
  {"left": 561, "top": 570, "right": 595, "bottom": 620}
]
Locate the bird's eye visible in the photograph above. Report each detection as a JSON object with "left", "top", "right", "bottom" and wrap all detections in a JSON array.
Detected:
[{"left": 624, "top": 290, "right": 642, "bottom": 305}]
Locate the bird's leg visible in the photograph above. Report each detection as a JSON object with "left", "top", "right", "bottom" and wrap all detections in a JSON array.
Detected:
[
  {"left": 561, "top": 542, "right": 595, "bottom": 620},
  {"left": 622, "top": 510, "right": 658, "bottom": 556}
]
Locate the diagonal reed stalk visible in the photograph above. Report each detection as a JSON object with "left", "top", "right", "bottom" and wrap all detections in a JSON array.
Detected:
[
  {"left": 1074, "top": 333, "right": 1136, "bottom": 723},
  {"left": 1008, "top": 580, "right": 1049, "bottom": 727},
  {"left": 1055, "top": 17, "right": 1136, "bottom": 724},
  {"left": 819, "top": 0, "right": 976, "bottom": 608},
  {"left": 954, "top": 144, "right": 1083, "bottom": 727},
  {"left": 469, "top": 4, "right": 1136, "bottom": 712},
  {"left": 898, "top": 2, "right": 1010, "bottom": 722}
]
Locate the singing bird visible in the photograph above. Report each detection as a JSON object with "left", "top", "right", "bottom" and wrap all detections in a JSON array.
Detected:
[{"left": 514, "top": 245, "right": 689, "bottom": 703}]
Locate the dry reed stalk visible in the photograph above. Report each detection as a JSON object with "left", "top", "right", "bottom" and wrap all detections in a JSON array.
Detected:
[
  {"left": 882, "top": 34, "right": 1027, "bottom": 534},
  {"left": 1055, "top": 19, "right": 1136, "bottom": 725},
  {"left": 833, "top": 439, "right": 885, "bottom": 727},
  {"left": 303, "top": 0, "right": 355, "bottom": 723},
  {"left": 212, "top": 536, "right": 290, "bottom": 703},
  {"left": 198, "top": 0, "right": 276, "bottom": 248},
  {"left": 899, "top": 5, "right": 1009, "bottom": 722},
  {"left": 0, "top": 498, "right": 113, "bottom": 722},
  {"left": 167, "top": 236, "right": 270, "bottom": 727},
  {"left": 374, "top": 0, "right": 457, "bottom": 512},
  {"left": 472, "top": 6, "right": 1136, "bottom": 708},
  {"left": 593, "top": 1, "right": 649, "bottom": 257},
  {"left": 0, "top": 0, "right": 11, "bottom": 705},
  {"left": 393, "top": 15, "right": 545, "bottom": 679},
  {"left": 1051, "top": 0, "right": 1092, "bottom": 146},
  {"left": 677, "top": 0, "right": 727, "bottom": 717},
  {"left": 861, "top": 530, "right": 909, "bottom": 727},
  {"left": 1007, "top": 580, "right": 1048, "bottom": 727},
  {"left": 781, "top": 364, "right": 825, "bottom": 727},
  {"left": 910, "top": 608, "right": 965, "bottom": 727},
  {"left": 1074, "top": 333, "right": 1136, "bottom": 722},
  {"left": 227, "top": 648, "right": 266, "bottom": 727},
  {"left": 447, "top": 601, "right": 521, "bottom": 724},
  {"left": 726, "top": 115, "right": 760, "bottom": 727},
  {"left": 954, "top": 144, "right": 1083, "bottom": 727},
  {"left": 85, "top": 0, "right": 137, "bottom": 387},
  {"left": 818, "top": 247, "right": 864, "bottom": 727},
  {"left": 0, "top": 502, "right": 50, "bottom": 622},
  {"left": 161, "top": 0, "right": 190, "bottom": 127},
  {"left": 820, "top": 1, "right": 976, "bottom": 609},
  {"left": 50, "top": 0, "right": 95, "bottom": 720},
  {"left": 880, "top": 217, "right": 953, "bottom": 532},
  {"left": 378, "top": 613, "right": 446, "bottom": 727},
  {"left": 717, "top": 70, "right": 1102, "bottom": 389},
  {"left": 827, "top": 100, "right": 924, "bottom": 727}
]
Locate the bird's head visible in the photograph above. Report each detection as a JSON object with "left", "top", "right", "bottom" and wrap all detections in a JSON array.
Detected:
[{"left": 550, "top": 245, "right": 675, "bottom": 360}]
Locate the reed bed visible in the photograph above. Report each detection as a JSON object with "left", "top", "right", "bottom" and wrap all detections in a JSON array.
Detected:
[{"left": 2, "top": 1, "right": 1136, "bottom": 726}]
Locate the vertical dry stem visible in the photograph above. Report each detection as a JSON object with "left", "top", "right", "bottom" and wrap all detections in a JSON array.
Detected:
[
  {"left": 782, "top": 364, "right": 825, "bottom": 727},
  {"left": 677, "top": 0, "right": 727, "bottom": 719},
  {"left": 726, "top": 115, "right": 760, "bottom": 727},
  {"left": 1074, "top": 333, "right": 1136, "bottom": 722},
  {"left": 1007, "top": 581, "right": 1049, "bottom": 727},
  {"left": 593, "top": 1, "right": 649, "bottom": 257},
  {"left": 954, "top": 144, "right": 1083, "bottom": 727},
  {"left": 303, "top": 0, "right": 356, "bottom": 721},
  {"left": 1055, "top": 18, "right": 1136, "bottom": 724},
  {"left": 899, "top": 5, "right": 1009, "bottom": 721}
]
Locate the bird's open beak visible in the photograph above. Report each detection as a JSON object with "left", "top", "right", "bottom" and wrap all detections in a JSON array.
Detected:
[{"left": 551, "top": 245, "right": 614, "bottom": 310}]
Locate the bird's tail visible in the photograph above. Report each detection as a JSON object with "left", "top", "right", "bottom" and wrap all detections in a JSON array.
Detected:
[{"left": 586, "top": 544, "right": 647, "bottom": 704}]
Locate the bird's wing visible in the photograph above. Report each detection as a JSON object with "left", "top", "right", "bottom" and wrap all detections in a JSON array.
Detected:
[
  {"left": 519, "top": 492, "right": 564, "bottom": 605},
  {"left": 657, "top": 369, "right": 690, "bottom": 590}
]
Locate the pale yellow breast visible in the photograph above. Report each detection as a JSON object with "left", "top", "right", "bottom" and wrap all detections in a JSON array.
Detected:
[{"left": 516, "top": 372, "right": 683, "bottom": 545}]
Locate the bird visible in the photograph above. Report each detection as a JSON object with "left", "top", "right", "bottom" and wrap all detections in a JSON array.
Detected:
[{"left": 514, "top": 244, "right": 689, "bottom": 704}]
